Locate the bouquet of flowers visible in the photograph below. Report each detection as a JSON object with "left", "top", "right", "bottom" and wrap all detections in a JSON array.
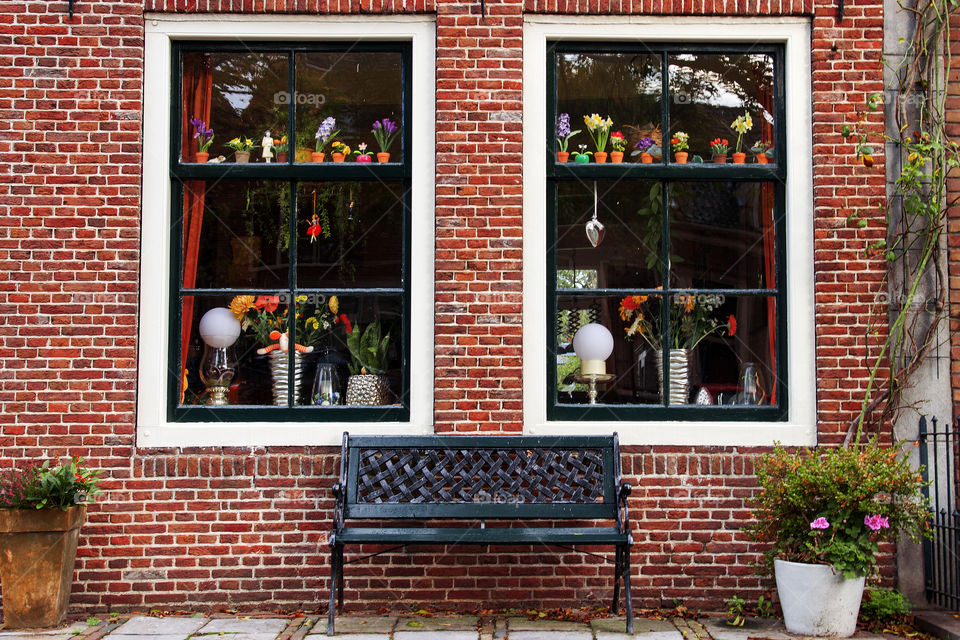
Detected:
[
  {"left": 583, "top": 113, "right": 614, "bottom": 152},
  {"left": 555, "top": 113, "right": 581, "bottom": 152},
  {"left": 618, "top": 291, "right": 734, "bottom": 351},
  {"left": 228, "top": 294, "right": 345, "bottom": 350}
]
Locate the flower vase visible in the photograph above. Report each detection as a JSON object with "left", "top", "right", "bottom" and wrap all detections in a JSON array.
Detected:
[
  {"left": 674, "top": 152, "right": 688, "bottom": 164},
  {"left": 610, "top": 151, "right": 623, "bottom": 163},
  {"left": 332, "top": 152, "right": 345, "bottom": 162},
  {"left": 234, "top": 151, "right": 250, "bottom": 163},
  {"left": 712, "top": 154, "right": 727, "bottom": 164},
  {"left": 594, "top": 152, "right": 608, "bottom": 163},
  {"left": 345, "top": 374, "right": 391, "bottom": 405},
  {"left": 756, "top": 154, "right": 769, "bottom": 164},
  {"left": 640, "top": 152, "right": 653, "bottom": 164},
  {"left": 357, "top": 154, "right": 372, "bottom": 163},
  {"left": 732, "top": 152, "right": 746, "bottom": 164},
  {"left": 574, "top": 154, "right": 589, "bottom": 163},
  {"left": 311, "top": 152, "right": 325, "bottom": 163},
  {"left": 269, "top": 350, "right": 306, "bottom": 406},
  {"left": 557, "top": 151, "right": 569, "bottom": 163},
  {"left": 195, "top": 152, "right": 209, "bottom": 163},
  {"left": 276, "top": 152, "right": 289, "bottom": 163},
  {"left": 775, "top": 559, "right": 865, "bottom": 637},
  {"left": 655, "top": 348, "right": 690, "bottom": 405},
  {"left": 377, "top": 152, "right": 390, "bottom": 163}
]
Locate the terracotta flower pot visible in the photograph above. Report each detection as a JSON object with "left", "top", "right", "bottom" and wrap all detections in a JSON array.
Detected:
[
  {"left": 195, "top": 152, "right": 209, "bottom": 163},
  {"left": 640, "top": 152, "right": 653, "bottom": 164},
  {"left": 276, "top": 152, "right": 289, "bottom": 163},
  {"left": 732, "top": 152, "right": 746, "bottom": 164},
  {"left": 756, "top": 154, "right": 769, "bottom": 164},
  {"left": 377, "top": 152, "right": 391, "bottom": 163},
  {"left": 594, "top": 152, "right": 608, "bottom": 164},
  {"left": 712, "top": 153, "right": 727, "bottom": 164},
  {"left": 557, "top": 151, "right": 569, "bottom": 163},
  {"left": 610, "top": 151, "right": 624, "bottom": 163},
  {"left": 311, "top": 152, "right": 325, "bottom": 163},
  {"left": 0, "top": 506, "right": 86, "bottom": 629},
  {"left": 332, "top": 152, "right": 345, "bottom": 163},
  {"left": 356, "top": 154, "right": 372, "bottom": 163},
  {"left": 674, "top": 152, "right": 688, "bottom": 164},
  {"left": 234, "top": 150, "right": 250, "bottom": 163}
]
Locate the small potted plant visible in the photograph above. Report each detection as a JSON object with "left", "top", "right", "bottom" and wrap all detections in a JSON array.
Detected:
[
  {"left": 709, "top": 137, "right": 730, "bottom": 163},
  {"left": 0, "top": 458, "right": 102, "bottom": 628},
  {"left": 572, "top": 144, "right": 592, "bottom": 163},
  {"left": 273, "top": 135, "right": 289, "bottom": 163},
  {"left": 371, "top": 118, "right": 399, "bottom": 162},
  {"left": 730, "top": 111, "right": 753, "bottom": 163},
  {"left": 345, "top": 319, "right": 392, "bottom": 405},
  {"left": 225, "top": 136, "right": 259, "bottom": 163},
  {"left": 632, "top": 136, "right": 656, "bottom": 163},
  {"left": 751, "top": 140, "right": 772, "bottom": 164},
  {"left": 609, "top": 131, "right": 626, "bottom": 163},
  {"left": 583, "top": 113, "right": 613, "bottom": 163},
  {"left": 555, "top": 113, "right": 581, "bottom": 163},
  {"left": 314, "top": 116, "right": 339, "bottom": 163},
  {"left": 354, "top": 142, "right": 373, "bottom": 163},
  {"left": 748, "top": 442, "right": 930, "bottom": 637},
  {"left": 190, "top": 118, "right": 214, "bottom": 163},
  {"left": 330, "top": 140, "right": 350, "bottom": 163},
  {"left": 670, "top": 131, "right": 689, "bottom": 163}
]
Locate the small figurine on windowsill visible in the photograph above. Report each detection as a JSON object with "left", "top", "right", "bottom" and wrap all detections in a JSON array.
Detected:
[{"left": 261, "top": 130, "right": 274, "bottom": 163}]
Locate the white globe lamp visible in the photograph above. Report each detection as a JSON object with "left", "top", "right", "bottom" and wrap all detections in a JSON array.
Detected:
[
  {"left": 573, "top": 323, "right": 614, "bottom": 376},
  {"left": 197, "top": 307, "right": 241, "bottom": 405}
]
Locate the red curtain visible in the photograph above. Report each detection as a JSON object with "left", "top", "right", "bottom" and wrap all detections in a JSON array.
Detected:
[
  {"left": 180, "top": 54, "right": 213, "bottom": 401},
  {"left": 757, "top": 66, "right": 777, "bottom": 404}
]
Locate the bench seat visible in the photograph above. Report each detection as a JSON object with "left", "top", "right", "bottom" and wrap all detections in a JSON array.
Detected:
[{"left": 336, "top": 526, "right": 628, "bottom": 545}]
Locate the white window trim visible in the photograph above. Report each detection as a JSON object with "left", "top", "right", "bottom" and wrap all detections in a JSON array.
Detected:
[
  {"left": 522, "top": 16, "right": 816, "bottom": 447},
  {"left": 138, "top": 14, "right": 436, "bottom": 447}
]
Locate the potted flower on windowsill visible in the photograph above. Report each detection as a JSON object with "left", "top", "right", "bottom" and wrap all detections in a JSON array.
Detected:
[
  {"left": 371, "top": 117, "right": 399, "bottom": 163},
  {"left": 751, "top": 140, "right": 772, "bottom": 164},
  {"left": 225, "top": 136, "right": 259, "bottom": 163},
  {"left": 609, "top": 131, "right": 626, "bottom": 163},
  {"left": 330, "top": 141, "right": 350, "bottom": 163},
  {"left": 190, "top": 118, "right": 214, "bottom": 163},
  {"left": 730, "top": 111, "right": 753, "bottom": 163},
  {"left": 273, "top": 135, "right": 289, "bottom": 163},
  {"left": 709, "top": 137, "right": 730, "bottom": 163},
  {"left": 354, "top": 142, "right": 372, "bottom": 163},
  {"left": 313, "top": 117, "right": 340, "bottom": 163},
  {"left": 345, "top": 319, "right": 393, "bottom": 405},
  {"left": 670, "top": 132, "right": 689, "bottom": 163},
  {"left": 0, "top": 458, "right": 102, "bottom": 629},
  {"left": 572, "top": 144, "right": 592, "bottom": 163},
  {"left": 584, "top": 113, "right": 613, "bottom": 163},
  {"left": 748, "top": 443, "right": 930, "bottom": 637},
  {"left": 555, "top": 113, "right": 581, "bottom": 163},
  {"left": 632, "top": 136, "right": 656, "bottom": 163}
]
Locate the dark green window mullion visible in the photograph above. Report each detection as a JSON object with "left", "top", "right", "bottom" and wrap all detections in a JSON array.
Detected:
[
  {"left": 287, "top": 178, "right": 299, "bottom": 408},
  {"left": 545, "top": 181, "right": 560, "bottom": 419},
  {"left": 775, "top": 180, "right": 788, "bottom": 416},
  {"left": 287, "top": 50, "right": 296, "bottom": 167},
  {"left": 169, "top": 179, "right": 185, "bottom": 417},
  {"left": 659, "top": 179, "right": 671, "bottom": 406},
  {"left": 660, "top": 51, "right": 669, "bottom": 165}
]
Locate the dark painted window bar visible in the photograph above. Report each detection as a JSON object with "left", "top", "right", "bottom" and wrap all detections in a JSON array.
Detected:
[
  {"left": 547, "top": 43, "right": 787, "bottom": 421},
  {"left": 169, "top": 42, "right": 412, "bottom": 422}
]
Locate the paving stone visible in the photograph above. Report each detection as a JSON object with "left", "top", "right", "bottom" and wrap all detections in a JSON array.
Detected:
[
  {"left": 508, "top": 632, "right": 592, "bottom": 640},
  {"left": 306, "top": 635, "right": 390, "bottom": 640},
  {"left": 0, "top": 635, "right": 73, "bottom": 640},
  {"left": 700, "top": 618, "right": 792, "bottom": 640},
  {"left": 592, "top": 618, "right": 680, "bottom": 635},
  {"left": 107, "top": 635, "right": 198, "bottom": 640},
  {"left": 506, "top": 617, "right": 592, "bottom": 632},
  {"left": 397, "top": 617, "right": 478, "bottom": 632},
  {"left": 393, "top": 632, "right": 477, "bottom": 640},
  {"left": 113, "top": 617, "right": 209, "bottom": 636},
  {"left": 317, "top": 617, "right": 396, "bottom": 635},
  {"left": 0, "top": 623, "right": 87, "bottom": 637},
  {"left": 197, "top": 619, "right": 288, "bottom": 637}
]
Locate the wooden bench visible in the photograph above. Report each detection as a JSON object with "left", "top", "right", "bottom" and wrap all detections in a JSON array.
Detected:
[{"left": 327, "top": 432, "right": 634, "bottom": 635}]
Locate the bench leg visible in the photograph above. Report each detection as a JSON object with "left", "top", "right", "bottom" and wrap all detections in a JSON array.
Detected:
[
  {"left": 336, "top": 546, "right": 345, "bottom": 614},
  {"left": 622, "top": 545, "right": 634, "bottom": 634},
  {"left": 327, "top": 545, "right": 340, "bottom": 636},
  {"left": 612, "top": 546, "right": 622, "bottom": 614}
]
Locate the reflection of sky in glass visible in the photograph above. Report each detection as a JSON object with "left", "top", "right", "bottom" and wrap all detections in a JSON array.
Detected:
[
  {"left": 669, "top": 54, "right": 772, "bottom": 113},
  {"left": 560, "top": 53, "right": 661, "bottom": 93}
]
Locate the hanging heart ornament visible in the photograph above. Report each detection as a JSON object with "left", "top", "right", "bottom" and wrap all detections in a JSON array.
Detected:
[{"left": 585, "top": 218, "right": 605, "bottom": 248}]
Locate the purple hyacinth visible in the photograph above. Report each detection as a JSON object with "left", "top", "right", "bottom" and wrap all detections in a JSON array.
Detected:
[
  {"left": 371, "top": 118, "right": 400, "bottom": 153},
  {"left": 556, "top": 113, "right": 571, "bottom": 139},
  {"left": 314, "top": 117, "right": 339, "bottom": 152}
]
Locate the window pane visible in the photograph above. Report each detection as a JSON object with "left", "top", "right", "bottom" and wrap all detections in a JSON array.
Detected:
[
  {"left": 556, "top": 293, "right": 775, "bottom": 406},
  {"left": 557, "top": 180, "right": 661, "bottom": 289},
  {"left": 294, "top": 52, "right": 402, "bottom": 162},
  {"left": 295, "top": 181, "right": 405, "bottom": 288},
  {"left": 668, "top": 53, "right": 775, "bottom": 162},
  {"left": 182, "top": 51, "right": 289, "bottom": 164},
  {"left": 182, "top": 180, "right": 288, "bottom": 289},
  {"left": 668, "top": 182, "right": 776, "bottom": 289},
  {"left": 556, "top": 52, "right": 662, "bottom": 161}
]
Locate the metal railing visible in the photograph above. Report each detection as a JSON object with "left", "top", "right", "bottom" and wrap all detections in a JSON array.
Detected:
[{"left": 920, "top": 415, "right": 960, "bottom": 610}]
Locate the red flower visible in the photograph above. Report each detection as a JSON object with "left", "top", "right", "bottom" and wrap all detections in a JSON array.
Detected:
[
  {"left": 610, "top": 131, "right": 624, "bottom": 139},
  {"left": 75, "top": 472, "right": 83, "bottom": 483},
  {"left": 340, "top": 314, "right": 352, "bottom": 334},
  {"left": 670, "top": 137, "right": 679, "bottom": 145},
  {"left": 728, "top": 314, "right": 737, "bottom": 337},
  {"left": 620, "top": 296, "right": 638, "bottom": 311},
  {"left": 255, "top": 296, "right": 280, "bottom": 313}
]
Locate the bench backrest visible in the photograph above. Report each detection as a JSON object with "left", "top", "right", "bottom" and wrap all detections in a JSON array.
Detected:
[{"left": 339, "top": 433, "right": 622, "bottom": 520}]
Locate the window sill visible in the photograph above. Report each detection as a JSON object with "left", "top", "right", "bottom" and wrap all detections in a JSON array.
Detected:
[
  {"left": 137, "top": 421, "right": 434, "bottom": 448},
  {"left": 527, "top": 420, "right": 816, "bottom": 447}
]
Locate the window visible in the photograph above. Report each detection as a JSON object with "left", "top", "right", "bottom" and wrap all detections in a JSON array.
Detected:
[
  {"left": 139, "top": 17, "right": 435, "bottom": 445},
  {"left": 547, "top": 42, "right": 786, "bottom": 421}
]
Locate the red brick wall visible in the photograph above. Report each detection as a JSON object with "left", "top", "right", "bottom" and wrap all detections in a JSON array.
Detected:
[
  {"left": 949, "top": 12, "right": 960, "bottom": 412},
  {"left": 0, "top": 0, "right": 891, "bottom": 617}
]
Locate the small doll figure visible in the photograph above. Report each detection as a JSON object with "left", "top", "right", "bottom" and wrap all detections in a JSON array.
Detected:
[
  {"left": 261, "top": 130, "right": 274, "bottom": 162},
  {"left": 307, "top": 214, "right": 322, "bottom": 242}
]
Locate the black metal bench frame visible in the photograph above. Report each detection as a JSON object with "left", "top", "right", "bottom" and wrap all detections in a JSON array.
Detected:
[{"left": 327, "top": 432, "right": 633, "bottom": 635}]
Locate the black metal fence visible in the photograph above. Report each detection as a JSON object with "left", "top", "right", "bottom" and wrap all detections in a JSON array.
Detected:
[{"left": 920, "top": 415, "right": 960, "bottom": 610}]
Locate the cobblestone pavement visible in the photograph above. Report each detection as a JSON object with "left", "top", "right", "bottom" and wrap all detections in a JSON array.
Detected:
[{"left": 0, "top": 615, "right": 900, "bottom": 640}]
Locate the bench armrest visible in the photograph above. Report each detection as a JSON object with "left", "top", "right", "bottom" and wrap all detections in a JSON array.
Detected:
[
  {"left": 617, "top": 482, "right": 632, "bottom": 534},
  {"left": 332, "top": 481, "right": 345, "bottom": 534}
]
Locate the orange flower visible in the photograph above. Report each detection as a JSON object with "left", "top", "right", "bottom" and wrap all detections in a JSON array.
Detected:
[
  {"left": 255, "top": 295, "right": 280, "bottom": 313},
  {"left": 229, "top": 295, "right": 256, "bottom": 320},
  {"left": 728, "top": 314, "right": 737, "bottom": 336}
]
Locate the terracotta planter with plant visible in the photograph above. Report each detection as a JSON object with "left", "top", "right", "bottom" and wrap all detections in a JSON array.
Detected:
[
  {"left": 556, "top": 151, "right": 569, "bottom": 163},
  {"left": 670, "top": 131, "right": 689, "bottom": 164},
  {"left": 709, "top": 138, "right": 730, "bottom": 164},
  {"left": 751, "top": 141, "right": 772, "bottom": 164},
  {"left": 730, "top": 111, "right": 753, "bottom": 167},
  {"left": 555, "top": 113, "right": 580, "bottom": 165},
  {"left": 311, "top": 152, "right": 325, "bottom": 163},
  {"left": 345, "top": 319, "right": 393, "bottom": 406},
  {"left": 583, "top": 113, "right": 613, "bottom": 166},
  {"left": 314, "top": 116, "right": 340, "bottom": 165},
  {"left": 372, "top": 117, "right": 400, "bottom": 166},
  {"left": 273, "top": 135, "right": 289, "bottom": 164},
  {"left": 190, "top": 117, "right": 214, "bottom": 165},
  {"left": 0, "top": 459, "right": 101, "bottom": 629},
  {"left": 731, "top": 152, "right": 746, "bottom": 164},
  {"left": 609, "top": 131, "right": 626, "bottom": 163},
  {"left": 225, "top": 135, "right": 258, "bottom": 164}
]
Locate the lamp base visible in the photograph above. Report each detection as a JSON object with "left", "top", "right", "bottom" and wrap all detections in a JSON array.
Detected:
[
  {"left": 206, "top": 385, "right": 230, "bottom": 405},
  {"left": 573, "top": 373, "right": 614, "bottom": 404}
]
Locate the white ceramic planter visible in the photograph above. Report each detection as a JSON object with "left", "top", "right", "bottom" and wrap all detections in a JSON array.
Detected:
[{"left": 774, "top": 559, "right": 866, "bottom": 637}]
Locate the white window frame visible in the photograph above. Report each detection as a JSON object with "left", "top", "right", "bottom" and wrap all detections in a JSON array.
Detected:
[
  {"left": 137, "top": 14, "right": 436, "bottom": 447},
  {"left": 522, "top": 16, "right": 816, "bottom": 447}
]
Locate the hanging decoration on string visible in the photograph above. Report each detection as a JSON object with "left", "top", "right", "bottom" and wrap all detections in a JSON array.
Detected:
[{"left": 585, "top": 181, "right": 605, "bottom": 248}]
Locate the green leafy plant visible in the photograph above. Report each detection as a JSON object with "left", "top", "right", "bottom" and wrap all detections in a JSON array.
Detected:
[
  {"left": 755, "top": 594, "right": 773, "bottom": 619},
  {"left": 748, "top": 442, "right": 930, "bottom": 579},
  {"left": 859, "top": 587, "right": 911, "bottom": 632},
  {"left": 0, "top": 457, "right": 102, "bottom": 510},
  {"left": 346, "top": 320, "right": 391, "bottom": 375},
  {"left": 724, "top": 595, "right": 746, "bottom": 627}
]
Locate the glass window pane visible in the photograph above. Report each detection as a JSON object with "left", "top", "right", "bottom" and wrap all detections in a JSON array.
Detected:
[
  {"left": 182, "top": 51, "right": 289, "bottom": 164},
  {"left": 557, "top": 180, "right": 662, "bottom": 289},
  {"left": 296, "top": 181, "right": 405, "bottom": 288},
  {"left": 182, "top": 180, "right": 289, "bottom": 289},
  {"left": 556, "top": 52, "right": 662, "bottom": 162},
  {"left": 668, "top": 182, "right": 776, "bottom": 289},
  {"left": 668, "top": 53, "right": 775, "bottom": 163},
  {"left": 294, "top": 52, "right": 402, "bottom": 162}
]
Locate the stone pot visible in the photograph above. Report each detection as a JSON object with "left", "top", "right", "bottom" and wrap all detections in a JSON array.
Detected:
[
  {"left": 774, "top": 559, "right": 865, "bottom": 637},
  {"left": 345, "top": 374, "right": 391, "bottom": 405},
  {"left": 0, "top": 505, "right": 86, "bottom": 629}
]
